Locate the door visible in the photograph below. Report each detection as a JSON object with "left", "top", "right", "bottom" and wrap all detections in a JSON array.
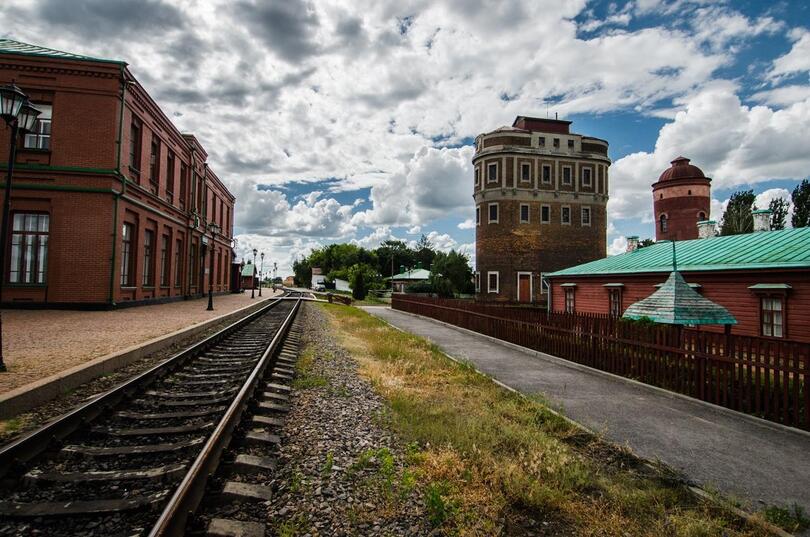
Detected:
[{"left": 518, "top": 273, "right": 531, "bottom": 303}]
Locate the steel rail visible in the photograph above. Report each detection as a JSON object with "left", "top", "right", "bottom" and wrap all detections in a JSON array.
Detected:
[
  {"left": 0, "top": 295, "right": 288, "bottom": 479},
  {"left": 148, "top": 296, "right": 301, "bottom": 536}
]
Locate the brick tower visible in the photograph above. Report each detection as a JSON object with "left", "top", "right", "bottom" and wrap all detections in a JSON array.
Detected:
[
  {"left": 652, "top": 156, "right": 711, "bottom": 242},
  {"left": 473, "top": 116, "right": 610, "bottom": 303}
]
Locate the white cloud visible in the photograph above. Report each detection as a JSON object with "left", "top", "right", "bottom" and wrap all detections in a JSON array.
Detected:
[
  {"left": 457, "top": 218, "right": 475, "bottom": 229},
  {"left": 608, "top": 236, "right": 628, "bottom": 256},
  {"left": 769, "top": 28, "right": 810, "bottom": 80}
]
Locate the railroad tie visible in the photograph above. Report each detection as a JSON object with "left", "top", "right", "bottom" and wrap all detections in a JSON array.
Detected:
[
  {"left": 244, "top": 430, "right": 281, "bottom": 447},
  {"left": 231, "top": 454, "right": 277, "bottom": 473},
  {"left": 252, "top": 414, "right": 285, "bottom": 428},
  {"left": 207, "top": 518, "right": 266, "bottom": 537},
  {"left": 221, "top": 481, "right": 273, "bottom": 502}
]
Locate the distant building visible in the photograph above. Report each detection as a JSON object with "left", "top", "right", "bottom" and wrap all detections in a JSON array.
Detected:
[
  {"left": 283, "top": 276, "right": 295, "bottom": 287},
  {"left": 311, "top": 267, "right": 325, "bottom": 288},
  {"left": 388, "top": 268, "right": 430, "bottom": 293},
  {"left": 474, "top": 116, "right": 610, "bottom": 303},
  {"left": 0, "top": 39, "right": 235, "bottom": 308},
  {"left": 334, "top": 278, "right": 351, "bottom": 292},
  {"left": 241, "top": 262, "right": 257, "bottom": 290},
  {"left": 545, "top": 227, "right": 810, "bottom": 342},
  {"left": 653, "top": 157, "right": 711, "bottom": 242}
]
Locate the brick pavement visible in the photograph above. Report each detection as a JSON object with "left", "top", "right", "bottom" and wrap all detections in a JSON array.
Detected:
[{"left": 0, "top": 290, "right": 280, "bottom": 395}]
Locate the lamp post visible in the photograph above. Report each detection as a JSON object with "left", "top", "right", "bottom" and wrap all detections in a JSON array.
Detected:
[
  {"left": 259, "top": 252, "right": 264, "bottom": 297},
  {"left": 206, "top": 222, "right": 221, "bottom": 311},
  {"left": 251, "top": 248, "right": 257, "bottom": 299},
  {"left": 0, "top": 84, "right": 41, "bottom": 372}
]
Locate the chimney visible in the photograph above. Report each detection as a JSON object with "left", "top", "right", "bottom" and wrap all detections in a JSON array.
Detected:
[
  {"left": 697, "top": 219, "right": 717, "bottom": 239},
  {"left": 752, "top": 209, "right": 772, "bottom": 232},
  {"left": 626, "top": 236, "right": 639, "bottom": 253}
]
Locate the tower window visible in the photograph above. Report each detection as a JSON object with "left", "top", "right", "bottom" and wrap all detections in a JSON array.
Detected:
[
  {"left": 542, "top": 165, "right": 551, "bottom": 184},
  {"left": 688, "top": 190, "right": 692, "bottom": 195},
  {"left": 567, "top": 139, "right": 574, "bottom": 149},
  {"left": 538, "top": 137, "right": 545, "bottom": 147},
  {"left": 487, "top": 163, "right": 498, "bottom": 183},
  {"left": 562, "top": 166, "right": 572, "bottom": 185},
  {"left": 660, "top": 214, "right": 668, "bottom": 233},
  {"left": 582, "top": 168, "right": 592, "bottom": 187},
  {"left": 541, "top": 205, "right": 550, "bottom": 223},
  {"left": 561, "top": 206, "right": 571, "bottom": 225},
  {"left": 581, "top": 206, "right": 591, "bottom": 226},
  {"left": 553, "top": 138, "right": 560, "bottom": 149},
  {"left": 520, "top": 163, "right": 531, "bottom": 182},
  {"left": 488, "top": 203, "right": 499, "bottom": 223},
  {"left": 698, "top": 211, "right": 706, "bottom": 221},
  {"left": 520, "top": 204, "right": 530, "bottom": 223}
]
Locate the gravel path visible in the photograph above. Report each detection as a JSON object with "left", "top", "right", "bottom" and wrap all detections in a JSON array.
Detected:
[
  {"left": 267, "top": 304, "right": 430, "bottom": 536},
  {"left": 1, "top": 291, "right": 280, "bottom": 395}
]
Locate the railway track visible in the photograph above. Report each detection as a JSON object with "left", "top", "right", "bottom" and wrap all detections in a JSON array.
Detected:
[{"left": 0, "top": 292, "right": 303, "bottom": 536}]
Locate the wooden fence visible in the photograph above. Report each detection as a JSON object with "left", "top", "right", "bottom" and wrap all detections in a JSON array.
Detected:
[{"left": 392, "top": 295, "right": 810, "bottom": 431}]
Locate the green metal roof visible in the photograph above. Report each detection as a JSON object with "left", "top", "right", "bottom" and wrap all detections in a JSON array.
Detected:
[
  {"left": 241, "top": 263, "right": 256, "bottom": 277},
  {"left": 386, "top": 268, "right": 431, "bottom": 281},
  {"left": 0, "top": 38, "right": 124, "bottom": 65},
  {"left": 548, "top": 227, "right": 810, "bottom": 277},
  {"left": 623, "top": 271, "right": 737, "bottom": 325}
]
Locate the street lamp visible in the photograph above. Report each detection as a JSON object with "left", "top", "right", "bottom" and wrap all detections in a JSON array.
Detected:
[
  {"left": 206, "top": 222, "right": 221, "bottom": 311},
  {"left": 0, "top": 84, "right": 41, "bottom": 372},
  {"left": 251, "top": 248, "right": 257, "bottom": 299},
  {"left": 259, "top": 252, "right": 264, "bottom": 297}
]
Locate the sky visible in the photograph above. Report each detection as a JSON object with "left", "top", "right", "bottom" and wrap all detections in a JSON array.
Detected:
[{"left": 3, "top": 0, "right": 810, "bottom": 276}]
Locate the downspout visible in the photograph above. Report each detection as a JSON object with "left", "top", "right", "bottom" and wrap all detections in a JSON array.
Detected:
[
  {"left": 185, "top": 149, "right": 196, "bottom": 298},
  {"left": 108, "top": 65, "right": 127, "bottom": 306}
]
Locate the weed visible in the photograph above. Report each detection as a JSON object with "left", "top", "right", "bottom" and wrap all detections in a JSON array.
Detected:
[
  {"left": 289, "top": 470, "right": 304, "bottom": 493},
  {"left": 761, "top": 503, "right": 810, "bottom": 533},
  {"left": 276, "top": 513, "right": 309, "bottom": 537},
  {"left": 425, "top": 481, "right": 457, "bottom": 527},
  {"left": 322, "top": 452, "right": 334, "bottom": 476}
]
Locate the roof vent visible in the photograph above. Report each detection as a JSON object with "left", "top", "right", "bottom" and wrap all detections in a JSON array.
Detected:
[
  {"left": 696, "top": 220, "right": 717, "bottom": 239},
  {"left": 626, "top": 236, "right": 639, "bottom": 253},
  {"left": 752, "top": 209, "right": 772, "bottom": 233}
]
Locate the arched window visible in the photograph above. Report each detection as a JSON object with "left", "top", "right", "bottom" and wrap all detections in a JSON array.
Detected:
[
  {"left": 698, "top": 211, "right": 706, "bottom": 221},
  {"left": 659, "top": 214, "right": 668, "bottom": 233}
]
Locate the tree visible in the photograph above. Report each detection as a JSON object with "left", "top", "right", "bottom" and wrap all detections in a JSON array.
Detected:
[
  {"left": 637, "top": 238, "right": 656, "bottom": 249},
  {"left": 720, "top": 189, "right": 755, "bottom": 236},
  {"left": 348, "top": 263, "right": 378, "bottom": 300},
  {"left": 792, "top": 179, "right": 810, "bottom": 228},
  {"left": 414, "top": 234, "right": 436, "bottom": 270},
  {"left": 292, "top": 258, "right": 311, "bottom": 287},
  {"left": 430, "top": 250, "right": 474, "bottom": 296},
  {"left": 769, "top": 197, "right": 789, "bottom": 230},
  {"left": 374, "top": 240, "right": 416, "bottom": 279}
]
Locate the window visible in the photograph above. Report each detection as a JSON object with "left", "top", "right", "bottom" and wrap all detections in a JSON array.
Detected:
[
  {"left": 217, "top": 250, "right": 222, "bottom": 285},
  {"left": 562, "top": 166, "right": 572, "bottom": 185},
  {"left": 659, "top": 214, "right": 668, "bottom": 233},
  {"left": 475, "top": 272, "right": 480, "bottom": 292},
  {"left": 698, "top": 211, "right": 706, "bottom": 221},
  {"left": 553, "top": 138, "right": 560, "bottom": 149},
  {"left": 542, "top": 165, "right": 551, "bottom": 184},
  {"left": 166, "top": 151, "right": 175, "bottom": 204},
  {"left": 609, "top": 289, "right": 622, "bottom": 317},
  {"left": 129, "top": 120, "right": 141, "bottom": 176},
  {"left": 149, "top": 136, "right": 160, "bottom": 191},
  {"left": 190, "top": 244, "right": 198, "bottom": 286},
  {"left": 160, "top": 234, "right": 170, "bottom": 286},
  {"left": 567, "top": 139, "right": 574, "bottom": 149},
  {"left": 581, "top": 206, "right": 591, "bottom": 226},
  {"left": 9, "top": 213, "right": 49, "bottom": 284},
  {"left": 561, "top": 206, "right": 571, "bottom": 225},
  {"left": 538, "top": 136, "right": 545, "bottom": 147},
  {"left": 488, "top": 203, "right": 499, "bottom": 223},
  {"left": 520, "top": 163, "right": 531, "bottom": 182},
  {"left": 487, "top": 163, "right": 498, "bottom": 183},
  {"left": 582, "top": 168, "right": 592, "bottom": 187},
  {"left": 541, "top": 205, "right": 550, "bottom": 224},
  {"left": 179, "top": 163, "right": 188, "bottom": 210},
  {"left": 174, "top": 239, "right": 183, "bottom": 287},
  {"left": 474, "top": 167, "right": 480, "bottom": 187},
  {"left": 121, "top": 223, "right": 135, "bottom": 287},
  {"left": 761, "top": 297, "right": 784, "bottom": 338},
  {"left": 520, "top": 203, "right": 530, "bottom": 223},
  {"left": 476, "top": 206, "right": 480, "bottom": 225},
  {"left": 143, "top": 229, "right": 155, "bottom": 286},
  {"left": 564, "top": 288, "right": 575, "bottom": 313},
  {"left": 487, "top": 271, "right": 499, "bottom": 293},
  {"left": 22, "top": 104, "right": 52, "bottom": 150}
]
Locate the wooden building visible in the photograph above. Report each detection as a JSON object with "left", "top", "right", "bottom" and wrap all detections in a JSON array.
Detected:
[{"left": 545, "top": 227, "right": 810, "bottom": 342}]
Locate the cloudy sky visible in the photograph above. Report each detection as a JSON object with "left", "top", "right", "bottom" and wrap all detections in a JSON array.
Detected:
[{"left": 3, "top": 0, "right": 810, "bottom": 275}]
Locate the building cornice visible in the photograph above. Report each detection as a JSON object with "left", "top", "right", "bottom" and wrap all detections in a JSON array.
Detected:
[
  {"left": 473, "top": 147, "right": 611, "bottom": 165},
  {"left": 473, "top": 188, "right": 609, "bottom": 204}
]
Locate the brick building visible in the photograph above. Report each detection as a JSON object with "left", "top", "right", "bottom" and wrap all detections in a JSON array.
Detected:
[
  {"left": 653, "top": 156, "right": 711, "bottom": 241},
  {"left": 0, "top": 39, "right": 235, "bottom": 308},
  {"left": 473, "top": 116, "right": 610, "bottom": 303}
]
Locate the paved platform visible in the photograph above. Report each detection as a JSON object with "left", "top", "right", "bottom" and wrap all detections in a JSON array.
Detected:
[
  {"left": 1, "top": 290, "right": 281, "bottom": 396},
  {"left": 363, "top": 306, "right": 810, "bottom": 513}
]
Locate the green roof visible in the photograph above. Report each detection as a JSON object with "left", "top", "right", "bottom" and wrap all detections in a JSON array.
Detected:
[
  {"left": 623, "top": 271, "right": 737, "bottom": 325},
  {"left": 548, "top": 227, "right": 810, "bottom": 277},
  {"left": 0, "top": 38, "right": 124, "bottom": 65},
  {"left": 241, "top": 263, "right": 256, "bottom": 277},
  {"left": 386, "top": 268, "right": 431, "bottom": 281}
]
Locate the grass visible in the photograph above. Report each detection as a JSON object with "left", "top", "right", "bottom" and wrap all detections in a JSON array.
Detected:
[
  {"left": 761, "top": 504, "right": 809, "bottom": 533},
  {"left": 320, "top": 303, "right": 772, "bottom": 537},
  {"left": 291, "top": 347, "right": 328, "bottom": 389}
]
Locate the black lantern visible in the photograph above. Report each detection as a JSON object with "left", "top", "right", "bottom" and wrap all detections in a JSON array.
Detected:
[
  {"left": 17, "top": 101, "right": 42, "bottom": 132},
  {"left": 0, "top": 83, "right": 27, "bottom": 121}
]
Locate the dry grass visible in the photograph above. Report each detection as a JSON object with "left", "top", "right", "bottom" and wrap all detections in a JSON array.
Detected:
[{"left": 321, "top": 303, "right": 771, "bottom": 537}]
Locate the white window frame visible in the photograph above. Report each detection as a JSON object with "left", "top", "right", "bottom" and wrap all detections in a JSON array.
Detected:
[
  {"left": 538, "top": 136, "right": 545, "bottom": 147},
  {"left": 582, "top": 167, "right": 592, "bottom": 187},
  {"left": 561, "top": 205, "right": 571, "bottom": 225},
  {"left": 475, "top": 167, "right": 480, "bottom": 188},
  {"left": 541, "top": 204, "right": 551, "bottom": 224},
  {"left": 564, "top": 288, "right": 575, "bottom": 313},
  {"left": 487, "top": 162, "right": 499, "bottom": 183},
  {"left": 475, "top": 206, "right": 480, "bottom": 226},
  {"left": 516, "top": 271, "right": 533, "bottom": 302},
  {"left": 541, "top": 164, "right": 552, "bottom": 184},
  {"left": 487, "top": 271, "right": 499, "bottom": 293},
  {"left": 562, "top": 166, "right": 572, "bottom": 185},
  {"left": 475, "top": 272, "right": 480, "bottom": 292},
  {"left": 488, "top": 202, "right": 499, "bottom": 224},
  {"left": 519, "top": 203, "right": 530, "bottom": 224},
  {"left": 520, "top": 162, "right": 531, "bottom": 183},
  {"left": 581, "top": 206, "right": 591, "bottom": 227},
  {"left": 23, "top": 104, "right": 52, "bottom": 150}
]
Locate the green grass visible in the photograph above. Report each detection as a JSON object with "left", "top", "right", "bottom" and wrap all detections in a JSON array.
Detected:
[
  {"left": 321, "top": 303, "right": 770, "bottom": 537},
  {"left": 291, "top": 347, "right": 328, "bottom": 389},
  {"left": 761, "top": 503, "right": 809, "bottom": 533}
]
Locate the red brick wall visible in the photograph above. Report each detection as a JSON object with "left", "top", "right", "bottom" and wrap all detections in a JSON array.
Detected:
[{"left": 549, "top": 270, "right": 810, "bottom": 342}]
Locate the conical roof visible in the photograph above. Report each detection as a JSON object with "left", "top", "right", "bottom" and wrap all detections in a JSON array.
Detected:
[{"left": 622, "top": 271, "right": 737, "bottom": 325}]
